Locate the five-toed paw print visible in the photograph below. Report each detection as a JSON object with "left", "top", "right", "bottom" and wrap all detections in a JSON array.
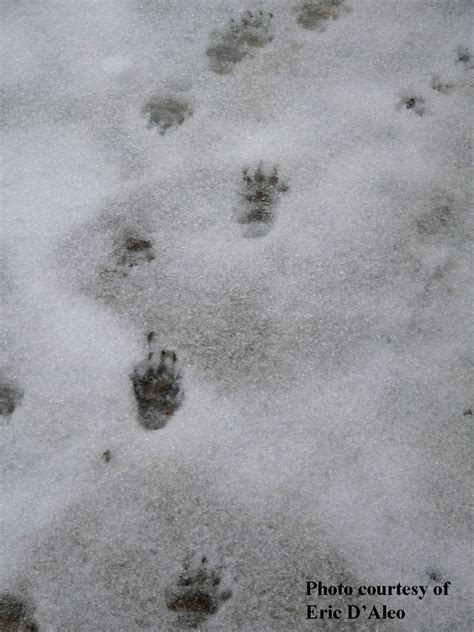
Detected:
[
  {"left": 238, "top": 163, "right": 289, "bottom": 237},
  {"left": 165, "top": 557, "right": 232, "bottom": 628},
  {"left": 131, "top": 333, "right": 183, "bottom": 430}
]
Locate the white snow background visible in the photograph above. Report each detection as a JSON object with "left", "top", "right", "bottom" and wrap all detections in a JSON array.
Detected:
[{"left": 1, "top": 0, "right": 472, "bottom": 630}]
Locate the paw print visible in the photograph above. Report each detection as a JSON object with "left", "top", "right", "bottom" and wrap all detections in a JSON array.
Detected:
[
  {"left": 131, "top": 333, "right": 183, "bottom": 430},
  {"left": 456, "top": 46, "right": 473, "bottom": 70},
  {"left": 399, "top": 95, "right": 426, "bottom": 116},
  {"left": 416, "top": 204, "right": 452, "bottom": 236},
  {"left": 238, "top": 163, "right": 289, "bottom": 237},
  {"left": 295, "top": 0, "right": 351, "bottom": 31},
  {"left": 165, "top": 557, "right": 232, "bottom": 628},
  {"left": 0, "top": 380, "right": 23, "bottom": 418},
  {"left": 143, "top": 96, "right": 192, "bottom": 135},
  {"left": 116, "top": 236, "right": 154, "bottom": 268},
  {"left": 206, "top": 10, "right": 274, "bottom": 74},
  {"left": 431, "top": 75, "right": 454, "bottom": 94},
  {"left": 0, "top": 593, "right": 38, "bottom": 631}
]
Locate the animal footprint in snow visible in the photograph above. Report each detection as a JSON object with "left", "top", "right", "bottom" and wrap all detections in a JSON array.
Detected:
[
  {"left": 416, "top": 203, "right": 453, "bottom": 237},
  {"left": 96, "top": 230, "right": 154, "bottom": 297},
  {"left": 143, "top": 96, "right": 192, "bottom": 135},
  {"left": 399, "top": 95, "right": 426, "bottom": 116},
  {"left": 456, "top": 46, "right": 473, "bottom": 70},
  {"left": 116, "top": 236, "right": 154, "bottom": 268},
  {"left": 238, "top": 163, "right": 288, "bottom": 237},
  {"left": 131, "top": 333, "right": 183, "bottom": 430},
  {"left": 431, "top": 75, "right": 454, "bottom": 94},
  {"left": 0, "top": 593, "right": 38, "bottom": 631},
  {"left": 206, "top": 10, "right": 274, "bottom": 74},
  {"left": 0, "top": 379, "right": 23, "bottom": 418},
  {"left": 165, "top": 557, "right": 232, "bottom": 628},
  {"left": 295, "top": 0, "right": 351, "bottom": 31}
]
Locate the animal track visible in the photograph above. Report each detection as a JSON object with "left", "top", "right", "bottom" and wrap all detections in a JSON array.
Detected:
[
  {"left": 456, "top": 46, "right": 473, "bottom": 70},
  {"left": 115, "top": 236, "right": 154, "bottom": 268},
  {"left": 143, "top": 97, "right": 192, "bottom": 135},
  {"left": 206, "top": 10, "right": 274, "bottom": 74},
  {"left": 165, "top": 557, "right": 231, "bottom": 628},
  {"left": 295, "top": 0, "right": 350, "bottom": 30},
  {"left": 416, "top": 203, "right": 453, "bottom": 236},
  {"left": 131, "top": 333, "right": 183, "bottom": 430},
  {"left": 238, "top": 163, "right": 289, "bottom": 237},
  {"left": 0, "top": 593, "right": 38, "bottom": 631},
  {"left": 400, "top": 95, "right": 426, "bottom": 116},
  {"left": 431, "top": 75, "right": 454, "bottom": 94},
  {"left": 0, "top": 380, "right": 22, "bottom": 417}
]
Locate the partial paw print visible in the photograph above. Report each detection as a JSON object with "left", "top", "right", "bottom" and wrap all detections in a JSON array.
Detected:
[
  {"left": 429, "top": 46, "right": 473, "bottom": 97},
  {"left": 0, "top": 593, "right": 38, "bottom": 632},
  {"left": 143, "top": 96, "right": 192, "bottom": 135},
  {"left": 131, "top": 333, "right": 183, "bottom": 430},
  {"left": 294, "top": 0, "right": 351, "bottom": 31},
  {"left": 57, "top": 191, "right": 157, "bottom": 307},
  {"left": 238, "top": 163, "right": 288, "bottom": 238},
  {"left": 93, "top": 227, "right": 155, "bottom": 303},
  {"left": 165, "top": 556, "right": 232, "bottom": 628},
  {"left": 0, "top": 378, "right": 23, "bottom": 418},
  {"left": 398, "top": 95, "right": 426, "bottom": 117},
  {"left": 206, "top": 10, "right": 274, "bottom": 74},
  {"left": 430, "top": 75, "right": 455, "bottom": 94},
  {"left": 113, "top": 235, "right": 154, "bottom": 269},
  {"left": 456, "top": 46, "right": 473, "bottom": 71},
  {"left": 416, "top": 202, "right": 453, "bottom": 238}
]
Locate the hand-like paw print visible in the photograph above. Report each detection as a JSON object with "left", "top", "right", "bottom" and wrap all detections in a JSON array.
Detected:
[
  {"left": 238, "top": 163, "right": 289, "bottom": 237},
  {"left": 131, "top": 333, "right": 183, "bottom": 430},
  {"left": 165, "top": 557, "right": 232, "bottom": 628}
]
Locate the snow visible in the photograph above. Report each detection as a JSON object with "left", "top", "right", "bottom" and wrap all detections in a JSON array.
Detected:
[{"left": 1, "top": 0, "right": 472, "bottom": 630}]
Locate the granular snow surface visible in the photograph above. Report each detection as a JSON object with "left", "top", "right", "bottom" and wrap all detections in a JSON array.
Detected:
[{"left": 1, "top": 1, "right": 472, "bottom": 630}]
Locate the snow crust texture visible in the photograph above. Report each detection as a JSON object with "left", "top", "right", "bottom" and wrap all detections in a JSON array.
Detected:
[{"left": 1, "top": 0, "right": 472, "bottom": 630}]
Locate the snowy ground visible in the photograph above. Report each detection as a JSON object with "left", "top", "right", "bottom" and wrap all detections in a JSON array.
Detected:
[{"left": 1, "top": 1, "right": 472, "bottom": 630}]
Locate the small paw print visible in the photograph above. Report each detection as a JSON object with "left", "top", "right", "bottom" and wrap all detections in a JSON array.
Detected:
[
  {"left": 206, "top": 10, "right": 274, "bottom": 74},
  {"left": 431, "top": 75, "right": 454, "bottom": 94},
  {"left": 165, "top": 557, "right": 232, "bottom": 628},
  {"left": 238, "top": 163, "right": 289, "bottom": 237},
  {"left": 456, "top": 46, "right": 473, "bottom": 70},
  {"left": 143, "top": 97, "right": 192, "bottom": 135},
  {"left": 0, "top": 380, "right": 23, "bottom": 418},
  {"left": 295, "top": 0, "right": 350, "bottom": 31},
  {"left": 117, "top": 236, "right": 154, "bottom": 268},
  {"left": 416, "top": 204, "right": 452, "bottom": 236},
  {"left": 131, "top": 333, "right": 183, "bottom": 430},
  {"left": 399, "top": 95, "right": 426, "bottom": 117}
]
